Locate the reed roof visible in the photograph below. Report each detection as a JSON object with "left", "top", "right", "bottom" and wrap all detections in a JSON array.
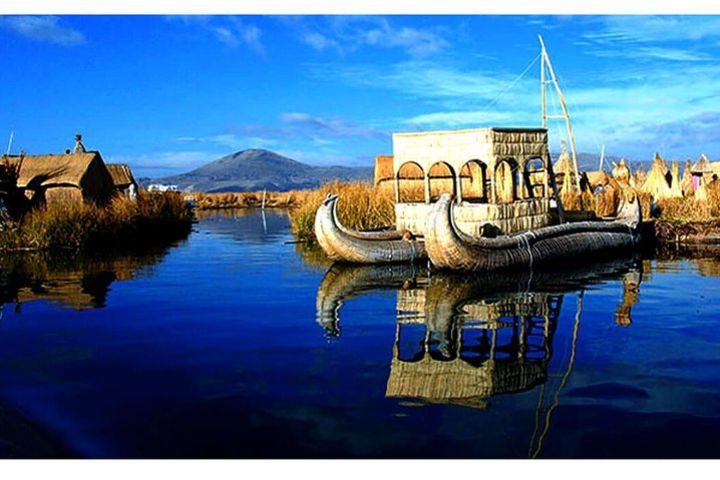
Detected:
[
  {"left": 107, "top": 163, "right": 136, "bottom": 187},
  {"left": 6, "top": 152, "right": 104, "bottom": 189},
  {"left": 640, "top": 153, "right": 676, "bottom": 199},
  {"left": 692, "top": 154, "right": 713, "bottom": 174}
]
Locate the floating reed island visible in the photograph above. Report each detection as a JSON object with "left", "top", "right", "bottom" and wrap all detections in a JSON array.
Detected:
[{"left": 0, "top": 135, "right": 193, "bottom": 253}]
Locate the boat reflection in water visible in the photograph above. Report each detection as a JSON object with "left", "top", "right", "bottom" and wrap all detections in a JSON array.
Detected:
[{"left": 316, "top": 258, "right": 644, "bottom": 455}]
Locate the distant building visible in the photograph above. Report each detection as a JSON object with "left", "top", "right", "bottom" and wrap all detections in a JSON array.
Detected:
[
  {"left": 106, "top": 163, "right": 139, "bottom": 199},
  {"left": 5, "top": 150, "right": 114, "bottom": 207},
  {"left": 147, "top": 184, "right": 178, "bottom": 192}
]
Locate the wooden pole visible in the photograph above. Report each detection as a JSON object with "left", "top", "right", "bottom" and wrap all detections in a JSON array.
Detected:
[
  {"left": 540, "top": 37, "right": 546, "bottom": 129},
  {"left": 5, "top": 131, "right": 13, "bottom": 156},
  {"left": 538, "top": 35, "right": 581, "bottom": 191}
]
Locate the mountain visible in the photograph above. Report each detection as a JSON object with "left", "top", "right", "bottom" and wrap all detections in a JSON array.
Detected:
[{"left": 156, "top": 149, "right": 373, "bottom": 192}]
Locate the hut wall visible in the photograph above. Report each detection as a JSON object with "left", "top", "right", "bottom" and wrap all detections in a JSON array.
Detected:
[
  {"left": 80, "top": 157, "right": 115, "bottom": 204},
  {"left": 393, "top": 128, "right": 548, "bottom": 178},
  {"left": 396, "top": 198, "right": 551, "bottom": 236},
  {"left": 374, "top": 155, "right": 394, "bottom": 186},
  {"left": 45, "top": 186, "right": 84, "bottom": 206}
]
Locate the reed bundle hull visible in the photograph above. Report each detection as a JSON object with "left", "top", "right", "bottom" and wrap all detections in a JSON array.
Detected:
[
  {"left": 314, "top": 194, "right": 427, "bottom": 264},
  {"left": 425, "top": 193, "right": 641, "bottom": 272}
]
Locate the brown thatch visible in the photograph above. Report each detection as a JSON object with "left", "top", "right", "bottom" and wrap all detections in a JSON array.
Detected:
[
  {"left": 386, "top": 357, "right": 546, "bottom": 403},
  {"left": 634, "top": 164, "right": 647, "bottom": 189},
  {"left": 106, "top": 163, "right": 137, "bottom": 189},
  {"left": 373, "top": 155, "right": 394, "bottom": 187},
  {"left": 692, "top": 154, "right": 713, "bottom": 174},
  {"left": 553, "top": 141, "right": 572, "bottom": 174},
  {"left": 611, "top": 158, "right": 632, "bottom": 185},
  {"left": 640, "top": 153, "right": 677, "bottom": 200},
  {"left": 670, "top": 160, "right": 683, "bottom": 197},
  {"left": 5, "top": 152, "right": 114, "bottom": 205}
]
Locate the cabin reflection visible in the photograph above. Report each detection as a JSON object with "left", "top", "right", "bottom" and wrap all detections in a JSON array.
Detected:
[
  {"left": 0, "top": 251, "right": 169, "bottom": 311},
  {"left": 387, "top": 285, "right": 561, "bottom": 408}
]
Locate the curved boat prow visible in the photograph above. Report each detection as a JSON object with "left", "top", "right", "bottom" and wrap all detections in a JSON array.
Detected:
[
  {"left": 425, "top": 193, "right": 641, "bottom": 272},
  {"left": 314, "top": 193, "right": 427, "bottom": 264}
]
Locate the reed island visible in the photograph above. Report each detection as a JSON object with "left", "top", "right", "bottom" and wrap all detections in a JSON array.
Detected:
[{"left": 0, "top": 134, "right": 193, "bottom": 253}]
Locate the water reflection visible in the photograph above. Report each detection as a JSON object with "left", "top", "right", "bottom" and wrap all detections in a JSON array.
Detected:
[
  {"left": 0, "top": 248, "right": 174, "bottom": 312},
  {"left": 316, "top": 258, "right": 643, "bottom": 404},
  {"left": 195, "top": 208, "right": 291, "bottom": 243},
  {"left": 315, "top": 259, "right": 645, "bottom": 457}
]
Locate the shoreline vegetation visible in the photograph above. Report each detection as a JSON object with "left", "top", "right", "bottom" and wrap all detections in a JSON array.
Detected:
[
  {"left": 281, "top": 179, "right": 720, "bottom": 248},
  {"left": 0, "top": 192, "right": 193, "bottom": 253}
]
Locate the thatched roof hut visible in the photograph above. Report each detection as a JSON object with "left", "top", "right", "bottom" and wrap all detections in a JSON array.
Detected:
[
  {"left": 5, "top": 151, "right": 114, "bottom": 206},
  {"left": 611, "top": 158, "right": 632, "bottom": 186},
  {"left": 106, "top": 163, "right": 138, "bottom": 197},
  {"left": 692, "top": 154, "right": 713, "bottom": 175},
  {"left": 634, "top": 164, "right": 646, "bottom": 190},
  {"left": 641, "top": 153, "right": 679, "bottom": 200}
]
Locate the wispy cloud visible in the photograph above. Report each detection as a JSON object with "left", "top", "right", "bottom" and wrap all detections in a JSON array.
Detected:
[
  {"left": 177, "top": 112, "right": 386, "bottom": 158},
  {"left": 286, "top": 16, "right": 449, "bottom": 57},
  {"left": 279, "top": 112, "right": 386, "bottom": 138},
  {"left": 572, "top": 16, "right": 720, "bottom": 63},
  {"left": 0, "top": 16, "right": 85, "bottom": 46},
  {"left": 167, "top": 15, "right": 265, "bottom": 55}
]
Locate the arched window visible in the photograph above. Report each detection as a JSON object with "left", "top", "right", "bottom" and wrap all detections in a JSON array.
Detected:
[
  {"left": 428, "top": 162, "right": 456, "bottom": 202},
  {"left": 459, "top": 159, "right": 489, "bottom": 203},
  {"left": 494, "top": 158, "right": 521, "bottom": 203},
  {"left": 396, "top": 162, "right": 425, "bottom": 203},
  {"left": 523, "top": 157, "right": 546, "bottom": 198}
]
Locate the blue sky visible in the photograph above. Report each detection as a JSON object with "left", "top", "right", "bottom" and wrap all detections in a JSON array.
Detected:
[{"left": 1, "top": 15, "right": 720, "bottom": 177}]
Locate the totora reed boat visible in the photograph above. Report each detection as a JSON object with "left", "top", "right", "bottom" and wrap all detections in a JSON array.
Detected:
[
  {"left": 425, "top": 192, "right": 641, "bottom": 271},
  {"left": 313, "top": 36, "right": 643, "bottom": 269},
  {"left": 314, "top": 193, "right": 427, "bottom": 264}
]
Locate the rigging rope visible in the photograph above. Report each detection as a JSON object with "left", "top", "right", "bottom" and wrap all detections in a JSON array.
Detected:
[{"left": 478, "top": 53, "right": 541, "bottom": 117}]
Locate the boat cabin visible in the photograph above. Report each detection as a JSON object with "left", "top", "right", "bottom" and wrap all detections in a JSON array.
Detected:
[{"left": 391, "top": 127, "right": 556, "bottom": 236}]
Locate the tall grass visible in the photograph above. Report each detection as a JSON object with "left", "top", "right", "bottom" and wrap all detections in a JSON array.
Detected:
[
  {"left": 191, "top": 190, "right": 311, "bottom": 209},
  {"left": 289, "top": 181, "right": 395, "bottom": 242},
  {"left": 0, "top": 191, "right": 193, "bottom": 252}
]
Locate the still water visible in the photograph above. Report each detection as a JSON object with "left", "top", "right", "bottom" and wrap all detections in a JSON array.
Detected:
[{"left": 1, "top": 208, "right": 719, "bottom": 459}]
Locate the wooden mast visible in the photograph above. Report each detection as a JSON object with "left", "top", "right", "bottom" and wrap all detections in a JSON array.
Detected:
[{"left": 538, "top": 35, "right": 581, "bottom": 190}]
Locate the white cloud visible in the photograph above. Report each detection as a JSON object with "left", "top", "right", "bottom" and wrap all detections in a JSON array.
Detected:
[
  {"left": 0, "top": 16, "right": 85, "bottom": 46},
  {"left": 168, "top": 15, "right": 265, "bottom": 54},
  {"left": 293, "top": 16, "right": 449, "bottom": 57}
]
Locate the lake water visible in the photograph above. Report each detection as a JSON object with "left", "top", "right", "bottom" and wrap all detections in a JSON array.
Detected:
[{"left": 1, "top": 208, "right": 720, "bottom": 459}]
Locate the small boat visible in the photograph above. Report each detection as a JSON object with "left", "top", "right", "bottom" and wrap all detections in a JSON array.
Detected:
[
  {"left": 314, "top": 194, "right": 427, "bottom": 264},
  {"left": 425, "top": 193, "right": 641, "bottom": 272}
]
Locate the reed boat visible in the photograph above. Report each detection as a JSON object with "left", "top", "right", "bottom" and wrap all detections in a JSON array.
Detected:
[
  {"left": 425, "top": 193, "right": 641, "bottom": 272},
  {"left": 314, "top": 193, "right": 427, "bottom": 264}
]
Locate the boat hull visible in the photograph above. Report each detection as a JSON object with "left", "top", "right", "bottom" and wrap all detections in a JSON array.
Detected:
[
  {"left": 425, "top": 193, "right": 641, "bottom": 272},
  {"left": 314, "top": 194, "right": 427, "bottom": 264}
]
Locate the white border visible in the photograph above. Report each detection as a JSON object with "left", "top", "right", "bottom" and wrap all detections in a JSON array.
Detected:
[{"left": 0, "top": 0, "right": 719, "bottom": 15}]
